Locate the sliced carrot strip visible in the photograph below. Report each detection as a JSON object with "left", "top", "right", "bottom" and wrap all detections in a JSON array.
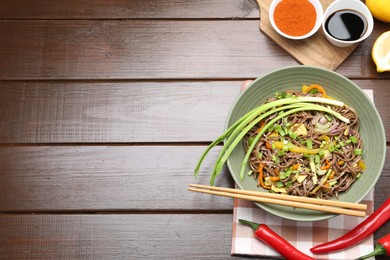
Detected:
[
  {"left": 258, "top": 163, "right": 271, "bottom": 190},
  {"left": 307, "top": 84, "right": 327, "bottom": 98},
  {"left": 329, "top": 170, "right": 336, "bottom": 180},
  {"left": 291, "top": 163, "right": 300, "bottom": 170},
  {"left": 255, "top": 121, "right": 266, "bottom": 133},
  {"left": 320, "top": 159, "right": 331, "bottom": 170}
]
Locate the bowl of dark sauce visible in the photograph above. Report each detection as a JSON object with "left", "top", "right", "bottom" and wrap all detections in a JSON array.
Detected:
[{"left": 322, "top": 0, "right": 373, "bottom": 47}]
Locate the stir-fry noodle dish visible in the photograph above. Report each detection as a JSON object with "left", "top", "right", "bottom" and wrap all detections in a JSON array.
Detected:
[
  {"left": 244, "top": 85, "right": 364, "bottom": 199},
  {"left": 195, "top": 84, "right": 365, "bottom": 200}
]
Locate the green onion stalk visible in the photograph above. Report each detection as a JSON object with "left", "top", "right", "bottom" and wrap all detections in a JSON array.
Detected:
[
  {"left": 212, "top": 103, "right": 309, "bottom": 184},
  {"left": 194, "top": 96, "right": 348, "bottom": 186}
]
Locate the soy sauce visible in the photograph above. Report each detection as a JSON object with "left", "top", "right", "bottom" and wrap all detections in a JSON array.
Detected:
[{"left": 325, "top": 9, "right": 367, "bottom": 41}]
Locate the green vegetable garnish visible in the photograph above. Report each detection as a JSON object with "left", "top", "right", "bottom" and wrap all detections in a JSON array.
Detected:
[
  {"left": 350, "top": 136, "right": 358, "bottom": 144},
  {"left": 306, "top": 139, "right": 313, "bottom": 149},
  {"left": 248, "top": 136, "right": 254, "bottom": 146},
  {"left": 275, "top": 181, "right": 284, "bottom": 188},
  {"left": 193, "top": 96, "right": 348, "bottom": 185},
  {"left": 277, "top": 150, "right": 285, "bottom": 156}
]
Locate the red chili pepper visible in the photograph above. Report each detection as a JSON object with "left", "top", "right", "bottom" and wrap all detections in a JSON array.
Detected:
[
  {"left": 239, "top": 219, "right": 314, "bottom": 260},
  {"left": 356, "top": 233, "right": 390, "bottom": 259},
  {"left": 311, "top": 196, "right": 390, "bottom": 254}
]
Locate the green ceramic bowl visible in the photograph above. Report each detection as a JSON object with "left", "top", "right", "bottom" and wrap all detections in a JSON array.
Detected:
[{"left": 225, "top": 66, "right": 386, "bottom": 221}]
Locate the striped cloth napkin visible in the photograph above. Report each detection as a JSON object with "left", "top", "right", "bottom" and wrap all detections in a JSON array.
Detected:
[{"left": 231, "top": 89, "right": 375, "bottom": 260}]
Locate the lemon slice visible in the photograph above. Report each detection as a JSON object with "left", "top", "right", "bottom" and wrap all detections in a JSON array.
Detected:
[{"left": 372, "top": 31, "right": 390, "bottom": 73}]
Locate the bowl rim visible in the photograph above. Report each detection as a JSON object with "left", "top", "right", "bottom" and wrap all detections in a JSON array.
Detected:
[
  {"left": 224, "top": 65, "right": 386, "bottom": 221},
  {"left": 269, "top": 0, "right": 324, "bottom": 40},
  {"left": 321, "top": 0, "right": 374, "bottom": 45}
]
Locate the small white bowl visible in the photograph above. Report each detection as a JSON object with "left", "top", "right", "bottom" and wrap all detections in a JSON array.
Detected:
[
  {"left": 269, "top": 0, "right": 323, "bottom": 40},
  {"left": 322, "top": 0, "right": 374, "bottom": 47}
]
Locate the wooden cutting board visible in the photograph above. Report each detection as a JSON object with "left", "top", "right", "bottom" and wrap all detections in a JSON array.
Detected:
[{"left": 257, "top": 0, "right": 358, "bottom": 70}]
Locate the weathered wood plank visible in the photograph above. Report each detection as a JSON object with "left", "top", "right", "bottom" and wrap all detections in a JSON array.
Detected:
[
  {"left": 0, "top": 0, "right": 259, "bottom": 19},
  {"left": 0, "top": 20, "right": 291, "bottom": 80},
  {"left": 0, "top": 145, "right": 388, "bottom": 212},
  {"left": 0, "top": 20, "right": 388, "bottom": 80},
  {"left": 0, "top": 214, "right": 388, "bottom": 259},
  {"left": 0, "top": 80, "right": 388, "bottom": 143},
  {"left": 0, "top": 81, "right": 238, "bottom": 143},
  {"left": 0, "top": 146, "right": 234, "bottom": 212},
  {"left": 0, "top": 214, "right": 235, "bottom": 259}
]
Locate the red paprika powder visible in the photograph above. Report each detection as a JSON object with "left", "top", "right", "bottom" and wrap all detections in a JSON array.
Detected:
[{"left": 274, "top": 0, "right": 317, "bottom": 37}]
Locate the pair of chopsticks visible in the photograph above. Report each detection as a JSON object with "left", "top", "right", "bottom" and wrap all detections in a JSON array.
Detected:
[{"left": 188, "top": 184, "right": 367, "bottom": 217}]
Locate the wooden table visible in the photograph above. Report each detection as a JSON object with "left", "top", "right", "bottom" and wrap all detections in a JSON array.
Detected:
[{"left": 0, "top": 1, "right": 389, "bottom": 259}]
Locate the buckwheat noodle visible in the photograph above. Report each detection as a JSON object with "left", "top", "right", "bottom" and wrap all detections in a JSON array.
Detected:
[{"left": 243, "top": 90, "right": 364, "bottom": 199}]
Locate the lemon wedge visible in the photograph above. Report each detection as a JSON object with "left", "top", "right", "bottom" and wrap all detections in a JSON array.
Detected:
[{"left": 372, "top": 31, "right": 390, "bottom": 73}]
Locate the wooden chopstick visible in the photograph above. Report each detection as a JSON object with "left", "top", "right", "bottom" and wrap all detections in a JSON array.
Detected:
[
  {"left": 188, "top": 184, "right": 367, "bottom": 217},
  {"left": 190, "top": 184, "right": 367, "bottom": 210}
]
